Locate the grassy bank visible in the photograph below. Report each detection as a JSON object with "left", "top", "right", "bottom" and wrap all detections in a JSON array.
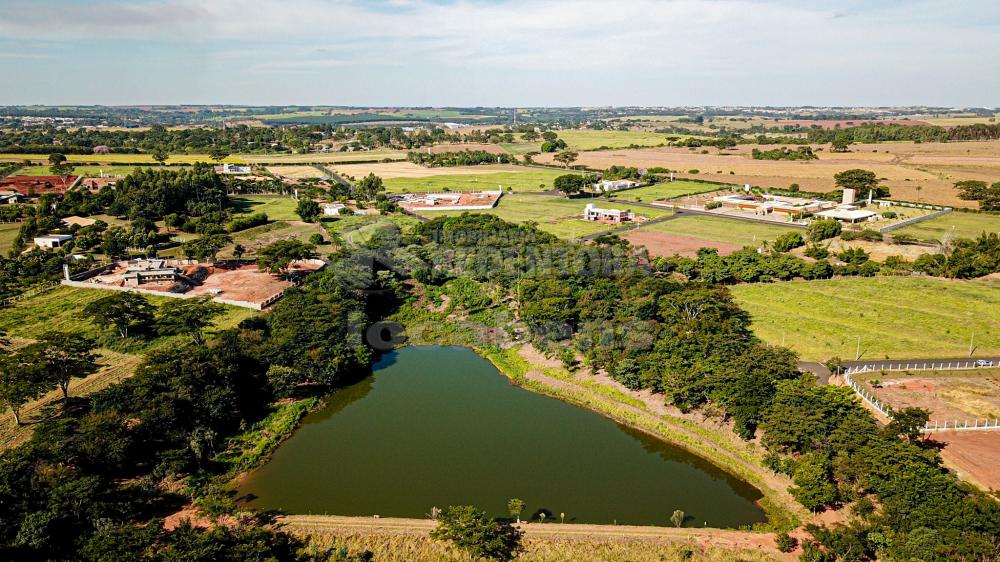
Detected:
[
  {"left": 478, "top": 345, "right": 801, "bottom": 533},
  {"left": 215, "top": 397, "right": 321, "bottom": 477}
]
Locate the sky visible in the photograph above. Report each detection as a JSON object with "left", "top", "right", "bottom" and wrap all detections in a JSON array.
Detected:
[{"left": 0, "top": 0, "right": 998, "bottom": 107}]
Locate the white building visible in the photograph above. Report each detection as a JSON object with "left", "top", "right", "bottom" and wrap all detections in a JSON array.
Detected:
[
  {"left": 593, "top": 179, "right": 638, "bottom": 193},
  {"left": 815, "top": 208, "right": 877, "bottom": 223},
  {"left": 583, "top": 203, "right": 634, "bottom": 224},
  {"left": 323, "top": 202, "right": 347, "bottom": 216},
  {"left": 34, "top": 234, "right": 74, "bottom": 249},
  {"left": 220, "top": 163, "right": 252, "bottom": 174}
]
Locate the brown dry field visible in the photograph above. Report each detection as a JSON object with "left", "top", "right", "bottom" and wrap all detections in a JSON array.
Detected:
[
  {"left": 428, "top": 142, "right": 508, "bottom": 154},
  {"left": 536, "top": 140, "right": 1000, "bottom": 208},
  {"left": 794, "top": 239, "right": 936, "bottom": 262},
  {"left": 266, "top": 165, "right": 324, "bottom": 178},
  {"left": 865, "top": 372, "right": 1000, "bottom": 421},
  {"left": 623, "top": 229, "right": 742, "bottom": 258},
  {"left": 771, "top": 119, "right": 933, "bottom": 129},
  {"left": 932, "top": 431, "right": 1000, "bottom": 492},
  {"left": 332, "top": 161, "right": 523, "bottom": 179}
]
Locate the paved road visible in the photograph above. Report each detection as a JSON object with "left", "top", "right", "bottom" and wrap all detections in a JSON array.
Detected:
[
  {"left": 313, "top": 164, "right": 353, "bottom": 189},
  {"left": 843, "top": 357, "right": 1000, "bottom": 372}
]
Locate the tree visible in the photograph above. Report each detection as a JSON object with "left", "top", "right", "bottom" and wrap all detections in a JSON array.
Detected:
[
  {"left": 553, "top": 174, "right": 587, "bottom": 196},
  {"left": 151, "top": 148, "right": 169, "bottom": 165},
  {"left": 83, "top": 292, "right": 156, "bottom": 339},
  {"left": 430, "top": 505, "right": 523, "bottom": 561},
  {"left": 553, "top": 150, "right": 578, "bottom": 168},
  {"left": 807, "top": 219, "right": 842, "bottom": 242},
  {"left": 670, "top": 509, "right": 685, "bottom": 528},
  {"left": 209, "top": 147, "right": 230, "bottom": 162},
  {"left": 954, "top": 180, "right": 1000, "bottom": 211},
  {"left": 507, "top": 498, "right": 525, "bottom": 523},
  {"left": 233, "top": 243, "right": 246, "bottom": 260},
  {"left": 0, "top": 349, "right": 48, "bottom": 425},
  {"left": 834, "top": 168, "right": 888, "bottom": 199},
  {"left": 47, "top": 153, "right": 66, "bottom": 166},
  {"left": 886, "top": 407, "right": 930, "bottom": 442},
  {"left": 830, "top": 138, "right": 851, "bottom": 153},
  {"left": 772, "top": 231, "right": 805, "bottom": 252},
  {"left": 25, "top": 332, "right": 99, "bottom": 404},
  {"left": 355, "top": 173, "right": 385, "bottom": 201},
  {"left": 157, "top": 296, "right": 225, "bottom": 344},
  {"left": 256, "top": 239, "right": 316, "bottom": 274},
  {"left": 182, "top": 233, "right": 232, "bottom": 262},
  {"left": 790, "top": 454, "right": 837, "bottom": 510},
  {"left": 295, "top": 199, "right": 321, "bottom": 222}
]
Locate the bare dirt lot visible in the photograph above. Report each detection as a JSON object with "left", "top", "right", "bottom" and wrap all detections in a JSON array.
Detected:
[
  {"left": 623, "top": 229, "right": 742, "bottom": 258},
  {"left": 932, "top": 431, "right": 1000, "bottom": 491},
  {"left": 862, "top": 371, "right": 1000, "bottom": 421},
  {"left": 536, "top": 140, "right": 1000, "bottom": 207}
]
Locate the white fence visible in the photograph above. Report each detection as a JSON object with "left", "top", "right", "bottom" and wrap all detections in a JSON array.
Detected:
[
  {"left": 846, "top": 360, "right": 995, "bottom": 373},
  {"left": 843, "top": 366, "right": 1000, "bottom": 433}
]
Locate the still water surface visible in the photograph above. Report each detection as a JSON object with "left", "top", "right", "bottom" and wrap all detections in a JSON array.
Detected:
[{"left": 238, "top": 346, "right": 766, "bottom": 527}]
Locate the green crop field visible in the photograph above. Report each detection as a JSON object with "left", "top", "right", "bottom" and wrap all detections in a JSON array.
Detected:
[
  {"left": 383, "top": 169, "right": 567, "bottom": 193},
  {"left": 555, "top": 130, "right": 672, "bottom": 150},
  {"left": 499, "top": 142, "right": 543, "bottom": 154},
  {"left": 639, "top": 215, "right": 800, "bottom": 246},
  {"left": 423, "top": 193, "right": 671, "bottom": 239},
  {"left": 0, "top": 222, "right": 21, "bottom": 254},
  {"left": 607, "top": 181, "right": 720, "bottom": 202},
  {"left": 0, "top": 286, "right": 255, "bottom": 346},
  {"left": 731, "top": 277, "right": 1000, "bottom": 361},
  {"left": 240, "top": 151, "right": 407, "bottom": 164},
  {"left": 230, "top": 195, "right": 301, "bottom": 221},
  {"left": 895, "top": 211, "right": 1000, "bottom": 241},
  {"left": 15, "top": 164, "right": 149, "bottom": 177}
]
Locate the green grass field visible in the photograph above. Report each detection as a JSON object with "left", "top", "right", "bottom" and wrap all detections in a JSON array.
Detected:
[
  {"left": 0, "top": 153, "right": 238, "bottom": 164},
  {"left": 0, "top": 285, "right": 256, "bottom": 347},
  {"left": 424, "top": 194, "right": 671, "bottom": 239},
  {"left": 383, "top": 169, "right": 567, "bottom": 193},
  {"left": 731, "top": 277, "right": 1000, "bottom": 361},
  {"left": 226, "top": 221, "right": 325, "bottom": 254},
  {"left": 230, "top": 195, "right": 301, "bottom": 221},
  {"left": 555, "top": 130, "right": 671, "bottom": 150},
  {"left": 895, "top": 211, "right": 1000, "bottom": 241},
  {"left": 240, "top": 151, "right": 407, "bottom": 164},
  {"left": 15, "top": 165, "right": 149, "bottom": 177},
  {"left": 606, "top": 181, "right": 720, "bottom": 202},
  {"left": 0, "top": 222, "right": 21, "bottom": 255},
  {"left": 639, "top": 215, "right": 800, "bottom": 246},
  {"left": 325, "top": 215, "right": 421, "bottom": 246}
]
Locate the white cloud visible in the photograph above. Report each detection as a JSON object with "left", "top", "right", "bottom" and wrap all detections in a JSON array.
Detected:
[{"left": 0, "top": 0, "right": 997, "bottom": 105}]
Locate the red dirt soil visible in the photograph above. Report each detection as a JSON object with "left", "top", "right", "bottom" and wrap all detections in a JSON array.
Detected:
[
  {"left": 623, "top": 229, "right": 742, "bottom": 258},
  {"left": 0, "top": 175, "right": 79, "bottom": 195},
  {"left": 931, "top": 431, "right": 1000, "bottom": 491}
]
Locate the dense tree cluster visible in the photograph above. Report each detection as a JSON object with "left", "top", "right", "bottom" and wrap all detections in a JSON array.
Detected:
[
  {"left": 407, "top": 149, "right": 515, "bottom": 167},
  {"left": 751, "top": 146, "right": 818, "bottom": 161}
]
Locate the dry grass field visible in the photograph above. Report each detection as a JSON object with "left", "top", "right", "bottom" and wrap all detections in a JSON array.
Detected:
[
  {"left": 333, "top": 162, "right": 525, "bottom": 180},
  {"left": 535, "top": 140, "right": 1000, "bottom": 208},
  {"left": 266, "top": 165, "right": 325, "bottom": 179}
]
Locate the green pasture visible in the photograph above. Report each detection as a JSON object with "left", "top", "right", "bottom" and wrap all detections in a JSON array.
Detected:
[
  {"left": 14, "top": 165, "right": 149, "bottom": 177},
  {"left": 639, "top": 215, "right": 800, "bottom": 246},
  {"left": 383, "top": 169, "right": 567, "bottom": 194},
  {"left": 555, "top": 130, "right": 671, "bottom": 150},
  {"left": 607, "top": 180, "right": 721, "bottom": 202},
  {"left": 0, "top": 222, "right": 21, "bottom": 255},
  {"left": 894, "top": 211, "right": 1000, "bottom": 242},
  {"left": 731, "top": 277, "right": 1000, "bottom": 361},
  {"left": 229, "top": 195, "right": 302, "bottom": 221}
]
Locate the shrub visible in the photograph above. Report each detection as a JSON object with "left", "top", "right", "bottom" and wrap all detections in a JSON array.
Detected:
[
  {"left": 881, "top": 211, "right": 897, "bottom": 219},
  {"left": 772, "top": 232, "right": 805, "bottom": 253},
  {"left": 704, "top": 201, "right": 722, "bottom": 210},
  {"left": 226, "top": 212, "right": 268, "bottom": 233},
  {"left": 807, "top": 219, "right": 842, "bottom": 242},
  {"left": 776, "top": 532, "right": 798, "bottom": 553},
  {"left": 687, "top": 169, "right": 700, "bottom": 174},
  {"left": 430, "top": 505, "right": 523, "bottom": 561}
]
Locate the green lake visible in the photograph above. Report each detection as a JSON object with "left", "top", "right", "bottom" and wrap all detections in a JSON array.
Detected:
[{"left": 237, "top": 346, "right": 766, "bottom": 527}]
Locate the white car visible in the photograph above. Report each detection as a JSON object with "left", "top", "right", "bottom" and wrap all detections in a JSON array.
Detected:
[{"left": 975, "top": 359, "right": 994, "bottom": 367}]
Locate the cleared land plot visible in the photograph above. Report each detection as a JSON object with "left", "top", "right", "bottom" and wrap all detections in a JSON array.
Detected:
[
  {"left": 731, "top": 277, "right": 1000, "bottom": 361},
  {"left": 624, "top": 229, "right": 742, "bottom": 258},
  {"left": 425, "top": 194, "right": 671, "bottom": 239},
  {"left": 895, "top": 212, "right": 1000, "bottom": 242},
  {"left": 855, "top": 369, "right": 1000, "bottom": 421},
  {"left": 607, "top": 181, "right": 723, "bottom": 203},
  {"left": 0, "top": 222, "right": 21, "bottom": 254},
  {"left": 932, "top": 431, "right": 1000, "bottom": 492},
  {"left": 327, "top": 215, "right": 421, "bottom": 247},
  {"left": 382, "top": 169, "right": 567, "bottom": 193},
  {"left": 230, "top": 195, "right": 301, "bottom": 221},
  {"left": 635, "top": 215, "right": 799, "bottom": 247},
  {"left": 267, "top": 165, "right": 325, "bottom": 179},
  {"left": 334, "top": 162, "right": 524, "bottom": 180}
]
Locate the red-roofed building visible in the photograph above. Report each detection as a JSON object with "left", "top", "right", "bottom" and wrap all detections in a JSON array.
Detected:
[{"left": 0, "top": 175, "right": 81, "bottom": 196}]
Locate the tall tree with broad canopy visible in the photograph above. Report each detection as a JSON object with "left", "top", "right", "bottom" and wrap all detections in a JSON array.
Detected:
[
  {"left": 157, "top": 296, "right": 225, "bottom": 345},
  {"left": 22, "top": 332, "right": 99, "bottom": 404},
  {"left": 83, "top": 292, "right": 156, "bottom": 339},
  {"left": 430, "top": 505, "right": 523, "bottom": 561},
  {"left": 256, "top": 239, "right": 316, "bottom": 274}
]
